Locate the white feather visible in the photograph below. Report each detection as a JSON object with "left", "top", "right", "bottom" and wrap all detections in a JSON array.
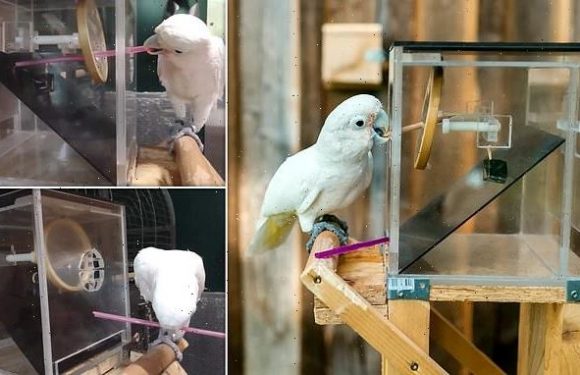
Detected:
[
  {"left": 134, "top": 247, "right": 205, "bottom": 330},
  {"left": 251, "top": 95, "right": 388, "bottom": 252},
  {"left": 149, "top": 14, "right": 224, "bottom": 130}
]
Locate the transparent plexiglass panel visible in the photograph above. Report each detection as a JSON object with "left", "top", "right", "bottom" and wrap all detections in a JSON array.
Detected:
[
  {"left": 0, "top": 191, "right": 43, "bottom": 374},
  {"left": 40, "top": 191, "right": 129, "bottom": 373},
  {"left": 385, "top": 43, "right": 580, "bottom": 285},
  {"left": 0, "top": 0, "right": 138, "bottom": 185},
  {"left": 0, "top": 190, "right": 130, "bottom": 374}
]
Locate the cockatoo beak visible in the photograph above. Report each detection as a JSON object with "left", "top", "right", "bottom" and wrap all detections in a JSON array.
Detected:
[
  {"left": 372, "top": 109, "right": 390, "bottom": 144},
  {"left": 144, "top": 34, "right": 164, "bottom": 55}
]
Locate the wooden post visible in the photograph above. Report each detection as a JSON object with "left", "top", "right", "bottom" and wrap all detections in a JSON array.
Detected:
[
  {"left": 174, "top": 136, "right": 224, "bottom": 186},
  {"left": 227, "top": 0, "right": 243, "bottom": 372},
  {"left": 122, "top": 339, "right": 188, "bottom": 375},
  {"left": 386, "top": 301, "right": 431, "bottom": 375},
  {"left": 518, "top": 303, "right": 564, "bottom": 374},
  {"left": 238, "top": 0, "right": 302, "bottom": 373}
]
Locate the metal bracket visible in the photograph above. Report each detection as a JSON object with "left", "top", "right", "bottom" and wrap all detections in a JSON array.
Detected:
[
  {"left": 387, "top": 277, "right": 430, "bottom": 300},
  {"left": 566, "top": 279, "right": 580, "bottom": 302}
]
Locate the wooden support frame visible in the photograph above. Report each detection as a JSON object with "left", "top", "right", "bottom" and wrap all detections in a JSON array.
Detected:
[
  {"left": 302, "top": 231, "right": 579, "bottom": 374},
  {"left": 301, "top": 232, "right": 446, "bottom": 374}
]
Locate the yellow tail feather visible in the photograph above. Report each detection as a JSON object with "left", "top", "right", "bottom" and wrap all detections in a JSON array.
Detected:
[{"left": 247, "top": 213, "right": 296, "bottom": 255}]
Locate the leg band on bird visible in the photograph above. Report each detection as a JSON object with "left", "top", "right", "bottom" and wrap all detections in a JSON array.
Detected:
[
  {"left": 168, "top": 122, "right": 204, "bottom": 154},
  {"left": 306, "top": 214, "right": 349, "bottom": 252},
  {"left": 151, "top": 329, "right": 184, "bottom": 362}
]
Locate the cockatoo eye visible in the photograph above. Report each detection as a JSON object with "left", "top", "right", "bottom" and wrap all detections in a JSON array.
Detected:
[{"left": 351, "top": 116, "right": 366, "bottom": 128}]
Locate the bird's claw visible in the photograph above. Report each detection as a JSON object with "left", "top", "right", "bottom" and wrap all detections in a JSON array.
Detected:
[
  {"left": 166, "top": 120, "right": 204, "bottom": 153},
  {"left": 150, "top": 335, "right": 183, "bottom": 362},
  {"left": 306, "top": 214, "right": 349, "bottom": 252}
]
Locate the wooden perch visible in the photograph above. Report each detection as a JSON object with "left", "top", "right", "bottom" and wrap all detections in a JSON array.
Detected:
[
  {"left": 121, "top": 339, "right": 188, "bottom": 375},
  {"left": 174, "top": 136, "right": 224, "bottom": 186},
  {"left": 131, "top": 138, "right": 224, "bottom": 186},
  {"left": 301, "top": 231, "right": 446, "bottom": 374}
]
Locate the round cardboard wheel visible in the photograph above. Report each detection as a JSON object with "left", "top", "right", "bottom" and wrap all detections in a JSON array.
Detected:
[
  {"left": 414, "top": 66, "right": 443, "bottom": 170},
  {"left": 77, "top": 0, "right": 108, "bottom": 83},
  {"left": 44, "top": 218, "right": 93, "bottom": 292}
]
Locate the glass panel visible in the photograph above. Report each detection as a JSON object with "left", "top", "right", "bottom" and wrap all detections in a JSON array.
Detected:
[
  {"left": 0, "top": 191, "right": 43, "bottom": 374},
  {"left": 0, "top": 0, "right": 137, "bottom": 185},
  {"left": 40, "top": 192, "right": 128, "bottom": 369},
  {"left": 387, "top": 44, "right": 580, "bottom": 284}
]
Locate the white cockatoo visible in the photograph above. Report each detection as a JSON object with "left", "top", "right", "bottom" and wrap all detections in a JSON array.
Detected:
[
  {"left": 144, "top": 13, "right": 224, "bottom": 149},
  {"left": 248, "top": 94, "right": 389, "bottom": 254},
  {"left": 133, "top": 247, "right": 206, "bottom": 360}
]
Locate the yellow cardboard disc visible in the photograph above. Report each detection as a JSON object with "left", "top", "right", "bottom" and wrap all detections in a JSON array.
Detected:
[
  {"left": 77, "top": 0, "right": 108, "bottom": 83},
  {"left": 414, "top": 66, "right": 443, "bottom": 170}
]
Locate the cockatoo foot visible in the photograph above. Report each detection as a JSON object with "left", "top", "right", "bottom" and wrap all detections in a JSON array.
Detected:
[
  {"left": 306, "top": 214, "right": 349, "bottom": 252},
  {"left": 150, "top": 334, "right": 183, "bottom": 362},
  {"left": 167, "top": 122, "right": 204, "bottom": 153}
]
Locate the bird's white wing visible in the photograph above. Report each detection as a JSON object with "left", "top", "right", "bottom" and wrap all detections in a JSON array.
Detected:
[{"left": 261, "top": 146, "right": 321, "bottom": 218}]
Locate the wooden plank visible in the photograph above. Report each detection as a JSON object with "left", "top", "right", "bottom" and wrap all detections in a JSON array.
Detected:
[
  {"left": 562, "top": 304, "right": 580, "bottom": 374},
  {"left": 238, "top": 0, "right": 302, "bottom": 373},
  {"left": 387, "top": 300, "right": 430, "bottom": 375},
  {"left": 227, "top": 0, "right": 243, "bottom": 372},
  {"left": 431, "top": 308, "right": 505, "bottom": 375},
  {"left": 430, "top": 285, "right": 566, "bottom": 304},
  {"left": 505, "top": 0, "right": 572, "bottom": 42},
  {"left": 301, "top": 232, "right": 446, "bottom": 375},
  {"left": 321, "top": 23, "right": 383, "bottom": 89},
  {"left": 518, "top": 303, "right": 563, "bottom": 375},
  {"left": 299, "top": 0, "right": 324, "bottom": 147},
  {"left": 298, "top": 3, "right": 326, "bottom": 372}
]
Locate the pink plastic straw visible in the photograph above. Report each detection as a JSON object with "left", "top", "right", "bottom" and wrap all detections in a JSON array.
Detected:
[
  {"left": 14, "top": 45, "right": 149, "bottom": 68},
  {"left": 93, "top": 311, "right": 226, "bottom": 339},
  {"left": 314, "top": 236, "right": 389, "bottom": 259}
]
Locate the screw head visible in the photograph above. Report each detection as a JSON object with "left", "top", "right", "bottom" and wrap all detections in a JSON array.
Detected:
[
  {"left": 410, "top": 362, "right": 419, "bottom": 371},
  {"left": 313, "top": 276, "right": 322, "bottom": 284},
  {"left": 571, "top": 290, "right": 579, "bottom": 300},
  {"left": 398, "top": 290, "right": 404, "bottom": 297}
]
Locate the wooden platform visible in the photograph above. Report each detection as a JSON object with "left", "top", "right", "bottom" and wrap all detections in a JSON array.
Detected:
[
  {"left": 305, "top": 232, "right": 580, "bottom": 374},
  {"left": 314, "top": 237, "right": 572, "bottom": 326}
]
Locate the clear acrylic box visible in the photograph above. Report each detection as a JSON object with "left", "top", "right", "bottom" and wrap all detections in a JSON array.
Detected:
[
  {"left": 384, "top": 43, "right": 580, "bottom": 288},
  {"left": 0, "top": 190, "right": 130, "bottom": 374},
  {"left": 0, "top": 0, "right": 137, "bottom": 185}
]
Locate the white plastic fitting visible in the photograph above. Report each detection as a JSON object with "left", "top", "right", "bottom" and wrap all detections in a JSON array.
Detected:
[
  {"left": 15, "top": 33, "right": 79, "bottom": 49},
  {"left": 6, "top": 251, "right": 36, "bottom": 263},
  {"left": 442, "top": 117, "right": 501, "bottom": 134}
]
